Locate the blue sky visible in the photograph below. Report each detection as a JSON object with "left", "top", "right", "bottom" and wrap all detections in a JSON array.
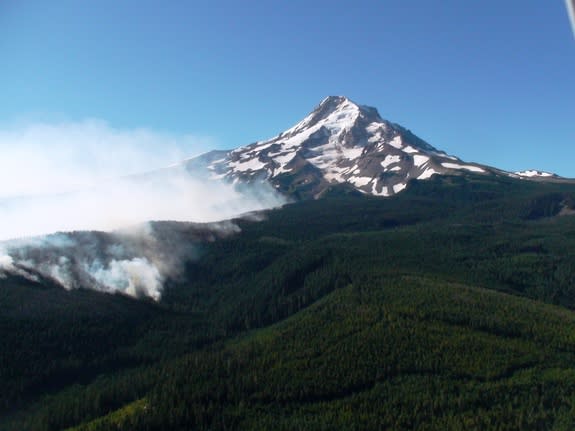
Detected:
[{"left": 1, "top": 0, "right": 574, "bottom": 176}]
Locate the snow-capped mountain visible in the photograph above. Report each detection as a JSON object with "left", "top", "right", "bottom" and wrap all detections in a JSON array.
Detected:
[
  {"left": 183, "top": 96, "right": 562, "bottom": 199},
  {"left": 514, "top": 170, "right": 559, "bottom": 179}
]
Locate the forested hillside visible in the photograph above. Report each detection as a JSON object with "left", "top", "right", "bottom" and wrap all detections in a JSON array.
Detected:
[{"left": 3, "top": 174, "right": 575, "bottom": 430}]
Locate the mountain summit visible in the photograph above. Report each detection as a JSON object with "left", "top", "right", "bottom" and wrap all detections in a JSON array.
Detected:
[{"left": 184, "top": 97, "right": 558, "bottom": 199}]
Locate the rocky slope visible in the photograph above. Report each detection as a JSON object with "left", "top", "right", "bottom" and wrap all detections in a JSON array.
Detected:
[{"left": 182, "top": 96, "right": 568, "bottom": 199}]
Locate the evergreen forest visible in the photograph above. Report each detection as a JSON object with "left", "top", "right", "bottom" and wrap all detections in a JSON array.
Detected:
[{"left": 3, "top": 174, "right": 575, "bottom": 430}]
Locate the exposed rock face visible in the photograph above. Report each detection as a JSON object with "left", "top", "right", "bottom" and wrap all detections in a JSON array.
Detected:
[{"left": 181, "top": 96, "right": 558, "bottom": 199}]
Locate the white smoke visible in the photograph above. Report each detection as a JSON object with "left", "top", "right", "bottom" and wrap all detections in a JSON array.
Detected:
[
  {"left": 0, "top": 119, "right": 287, "bottom": 239},
  {"left": 0, "top": 119, "right": 287, "bottom": 299},
  {"left": 0, "top": 166, "right": 284, "bottom": 240},
  {"left": 0, "top": 220, "right": 246, "bottom": 300},
  {"left": 85, "top": 257, "right": 162, "bottom": 301},
  {"left": 0, "top": 118, "right": 213, "bottom": 199},
  {"left": 0, "top": 254, "right": 17, "bottom": 276}
]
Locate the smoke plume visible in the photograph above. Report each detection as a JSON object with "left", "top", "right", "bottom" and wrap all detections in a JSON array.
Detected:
[
  {"left": 0, "top": 119, "right": 286, "bottom": 299},
  {"left": 0, "top": 222, "right": 241, "bottom": 300}
]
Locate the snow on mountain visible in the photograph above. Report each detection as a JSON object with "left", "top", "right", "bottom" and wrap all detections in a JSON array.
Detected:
[
  {"left": 515, "top": 170, "right": 557, "bottom": 178},
  {"left": 182, "top": 96, "right": 563, "bottom": 199}
]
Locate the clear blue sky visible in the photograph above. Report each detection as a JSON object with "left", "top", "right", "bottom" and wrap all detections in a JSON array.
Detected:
[{"left": 1, "top": 0, "right": 574, "bottom": 176}]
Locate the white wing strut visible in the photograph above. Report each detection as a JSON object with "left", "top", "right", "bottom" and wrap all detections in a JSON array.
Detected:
[{"left": 567, "top": 0, "right": 575, "bottom": 38}]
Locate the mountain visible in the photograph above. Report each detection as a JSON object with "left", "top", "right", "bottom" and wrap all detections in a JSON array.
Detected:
[
  {"left": 515, "top": 169, "right": 559, "bottom": 178},
  {"left": 5, "top": 97, "right": 575, "bottom": 430},
  {"left": 182, "top": 96, "right": 567, "bottom": 200},
  {"left": 5, "top": 175, "right": 575, "bottom": 430}
]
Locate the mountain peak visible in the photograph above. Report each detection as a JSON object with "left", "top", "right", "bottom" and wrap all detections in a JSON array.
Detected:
[
  {"left": 281, "top": 96, "right": 382, "bottom": 141},
  {"left": 318, "top": 95, "right": 353, "bottom": 108},
  {"left": 188, "top": 96, "right": 469, "bottom": 198},
  {"left": 315, "top": 95, "right": 381, "bottom": 120},
  {"left": 185, "top": 97, "right": 568, "bottom": 201}
]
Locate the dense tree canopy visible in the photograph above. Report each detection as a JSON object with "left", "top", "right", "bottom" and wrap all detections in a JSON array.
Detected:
[{"left": 3, "top": 174, "right": 575, "bottom": 430}]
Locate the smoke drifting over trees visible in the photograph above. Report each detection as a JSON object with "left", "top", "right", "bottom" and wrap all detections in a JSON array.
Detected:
[{"left": 0, "top": 120, "right": 286, "bottom": 299}]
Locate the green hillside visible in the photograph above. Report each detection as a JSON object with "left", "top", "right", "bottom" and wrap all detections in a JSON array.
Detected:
[
  {"left": 3, "top": 174, "right": 575, "bottom": 430},
  {"left": 117, "top": 278, "right": 575, "bottom": 430}
]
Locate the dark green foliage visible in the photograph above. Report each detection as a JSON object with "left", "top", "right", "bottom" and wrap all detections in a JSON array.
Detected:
[
  {"left": 143, "top": 279, "right": 575, "bottom": 430},
  {"left": 0, "top": 277, "right": 158, "bottom": 413},
  {"left": 3, "top": 174, "right": 575, "bottom": 429}
]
